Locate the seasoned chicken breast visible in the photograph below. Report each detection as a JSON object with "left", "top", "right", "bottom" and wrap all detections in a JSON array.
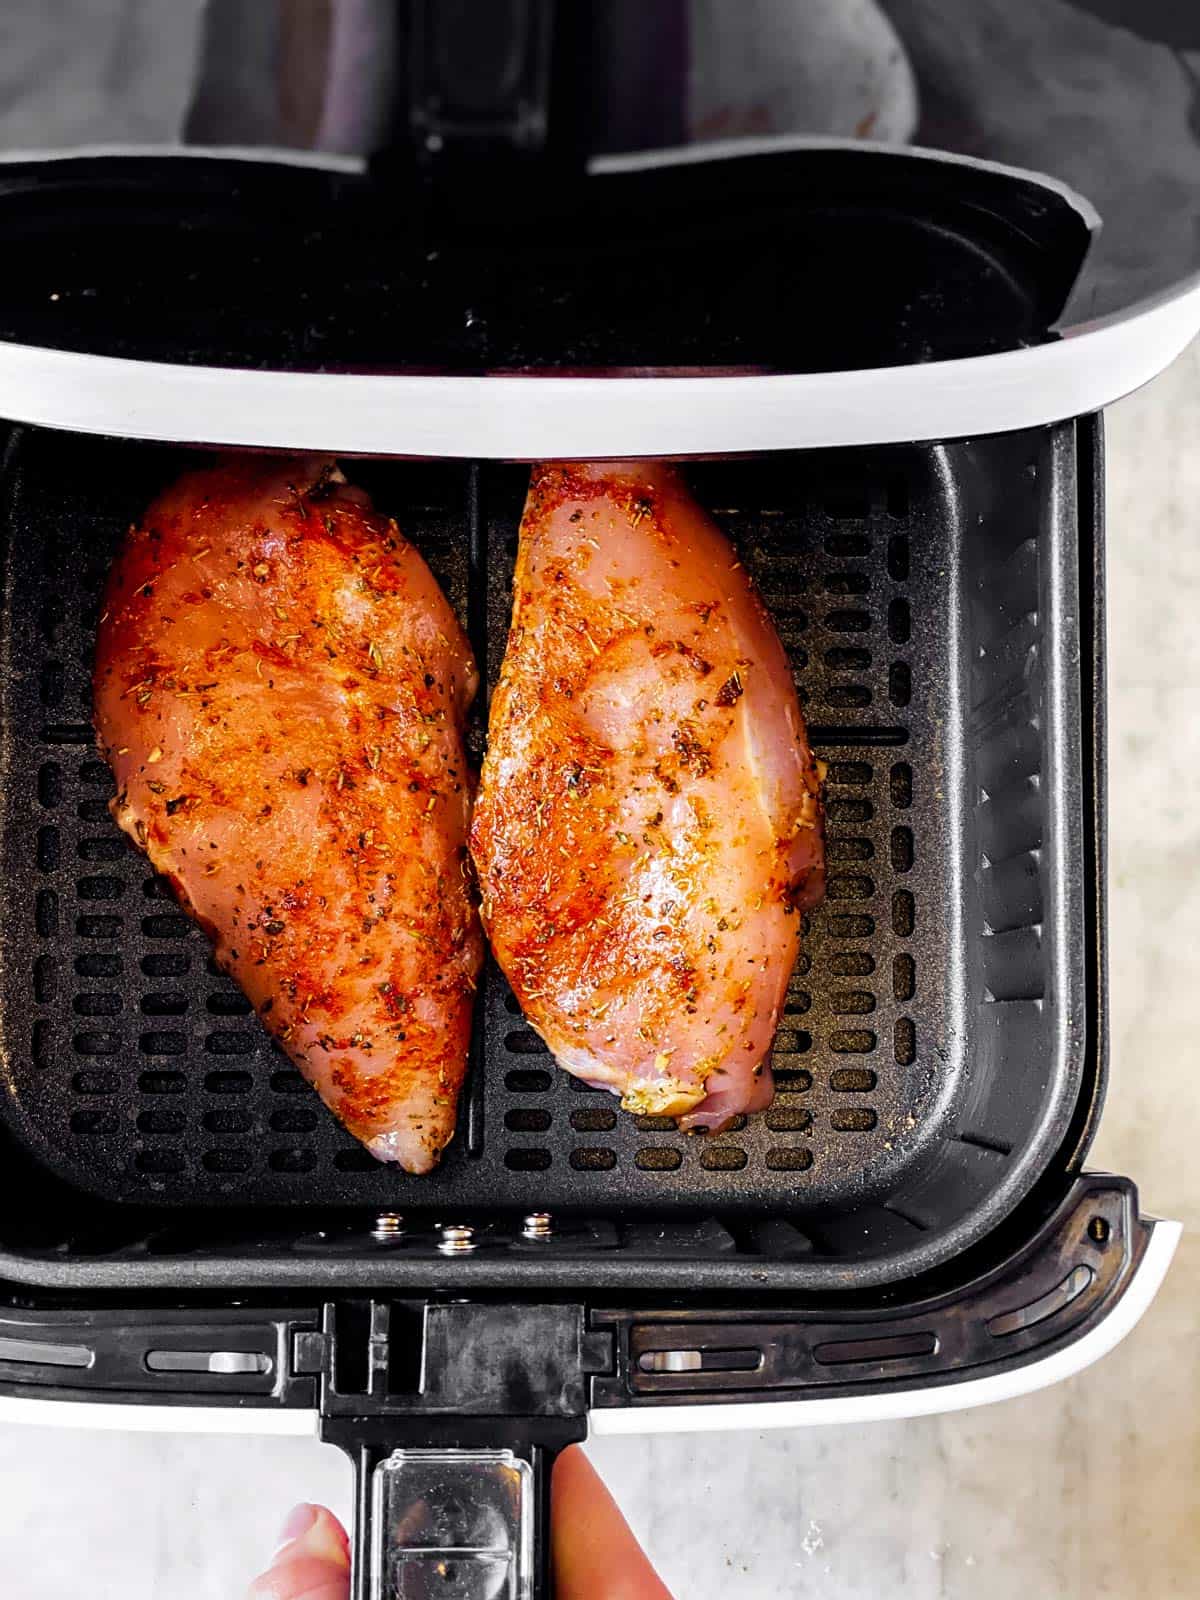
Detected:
[
  {"left": 94, "top": 457, "right": 482, "bottom": 1172},
  {"left": 471, "top": 462, "right": 824, "bottom": 1130}
]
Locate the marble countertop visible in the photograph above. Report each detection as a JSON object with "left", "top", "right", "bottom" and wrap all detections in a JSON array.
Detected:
[{"left": 5, "top": 347, "right": 1199, "bottom": 1598}]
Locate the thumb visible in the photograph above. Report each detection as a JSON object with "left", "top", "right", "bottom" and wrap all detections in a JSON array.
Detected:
[
  {"left": 246, "top": 1503, "right": 351, "bottom": 1600},
  {"left": 552, "top": 1445, "right": 674, "bottom": 1599}
]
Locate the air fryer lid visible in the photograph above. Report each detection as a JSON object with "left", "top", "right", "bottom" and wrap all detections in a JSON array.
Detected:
[{"left": 0, "top": 145, "right": 1090, "bottom": 377}]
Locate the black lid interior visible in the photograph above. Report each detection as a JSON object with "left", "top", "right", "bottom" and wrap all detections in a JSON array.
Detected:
[{"left": 0, "top": 146, "right": 1090, "bottom": 376}]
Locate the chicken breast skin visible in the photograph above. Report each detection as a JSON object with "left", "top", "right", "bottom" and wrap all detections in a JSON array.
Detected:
[
  {"left": 471, "top": 462, "right": 824, "bottom": 1129},
  {"left": 93, "top": 456, "right": 482, "bottom": 1173}
]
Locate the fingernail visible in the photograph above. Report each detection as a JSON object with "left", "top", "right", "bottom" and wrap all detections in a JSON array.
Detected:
[{"left": 276, "top": 1503, "right": 318, "bottom": 1547}]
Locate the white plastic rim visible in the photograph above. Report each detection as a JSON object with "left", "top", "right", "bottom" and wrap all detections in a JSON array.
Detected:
[
  {"left": 0, "top": 140, "right": 1196, "bottom": 456},
  {"left": 0, "top": 1218, "right": 1177, "bottom": 1438},
  {"left": 0, "top": 276, "right": 1197, "bottom": 460}
]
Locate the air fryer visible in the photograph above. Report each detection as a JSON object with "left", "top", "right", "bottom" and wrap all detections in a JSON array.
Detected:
[{"left": 0, "top": 5, "right": 1195, "bottom": 1598}]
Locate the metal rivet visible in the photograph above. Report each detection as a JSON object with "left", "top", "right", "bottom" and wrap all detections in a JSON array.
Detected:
[
  {"left": 372, "top": 1212, "right": 405, "bottom": 1243},
  {"left": 1088, "top": 1215, "right": 1110, "bottom": 1245},
  {"left": 437, "top": 1223, "right": 476, "bottom": 1256},
  {"left": 522, "top": 1212, "right": 554, "bottom": 1241}
]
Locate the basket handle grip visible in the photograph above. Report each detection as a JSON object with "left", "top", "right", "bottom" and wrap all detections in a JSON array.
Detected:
[{"left": 337, "top": 1426, "right": 568, "bottom": 1600}]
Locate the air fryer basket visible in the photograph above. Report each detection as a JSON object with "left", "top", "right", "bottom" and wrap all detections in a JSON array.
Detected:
[{"left": 0, "top": 419, "right": 1092, "bottom": 1289}]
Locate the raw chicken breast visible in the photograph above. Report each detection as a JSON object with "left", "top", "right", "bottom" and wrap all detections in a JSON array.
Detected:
[
  {"left": 94, "top": 457, "right": 482, "bottom": 1173},
  {"left": 471, "top": 462, "right": 824, "bottom": 1129}
]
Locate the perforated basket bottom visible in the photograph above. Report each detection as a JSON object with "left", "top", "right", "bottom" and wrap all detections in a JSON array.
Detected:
[{"left": 0, "top": 433, "right": 953, "bottom": 1211}]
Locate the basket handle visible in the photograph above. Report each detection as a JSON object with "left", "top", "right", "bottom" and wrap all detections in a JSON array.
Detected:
[
  {"left": 319, "top": 1299, "right": 598, "bottom": 1598},
  {"left": 338, "top": 1430, "right": 565, "bottom": 1600}
]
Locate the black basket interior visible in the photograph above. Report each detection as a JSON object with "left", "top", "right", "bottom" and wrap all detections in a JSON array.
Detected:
[{"left": 0, "top": 423, "right": 1091, "bottom": 1286}]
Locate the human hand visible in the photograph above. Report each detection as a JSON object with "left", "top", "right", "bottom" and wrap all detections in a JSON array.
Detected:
[
  {"left": 247, "top": 1444, "right": 672, "bottom": 1598},
  {"left": 247, "top": 1502, "right": 351, "bottom": 1599},
  {"left": 550, "top": 1445, "right": 674, "bottom": 1599}
]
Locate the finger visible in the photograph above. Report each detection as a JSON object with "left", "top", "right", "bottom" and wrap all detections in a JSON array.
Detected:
[
  {"left": 246, "top": 1503, "right": 351, "bottom": 1600},
  {"left": 552, "top": 1445, "right": 674, "bottom": 1600}
]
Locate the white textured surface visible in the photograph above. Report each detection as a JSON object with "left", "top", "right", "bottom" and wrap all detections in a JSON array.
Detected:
[{"left": 2, "top": 344, "right": 1199, "bottom": 1597}]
